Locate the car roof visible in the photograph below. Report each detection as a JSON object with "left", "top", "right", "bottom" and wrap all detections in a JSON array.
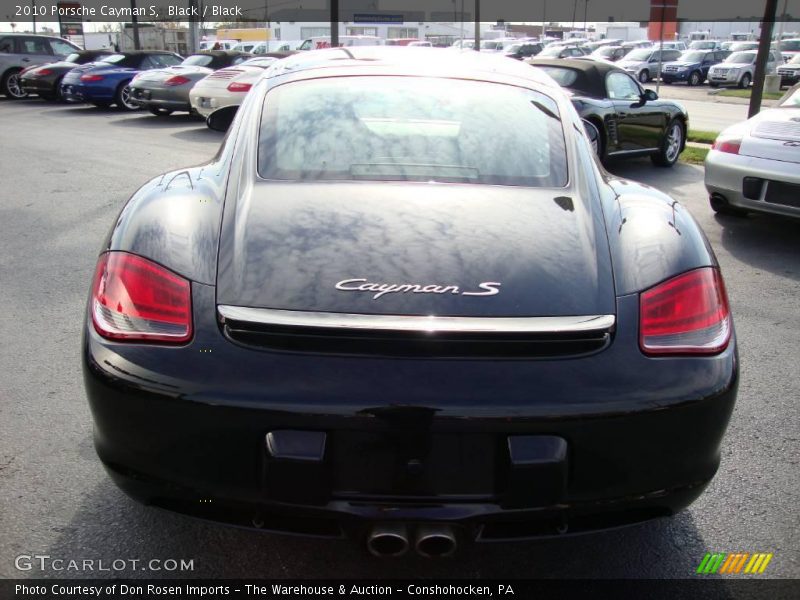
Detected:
[
  {"left": 191, "top": 50, "right": 250, "bottom": 57},
  {"left": 264, "top": 46, "right": 561, "bottom": 91},
  {"left": 527, "top": 58, "right": 626, "bottom": 97}
]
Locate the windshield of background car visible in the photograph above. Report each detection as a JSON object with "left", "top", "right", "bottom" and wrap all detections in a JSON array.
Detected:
[
  {"left": 726, "top": 52, "right": 756, "bottom": 64},
  {"left": 625, "top": 49, "right": 652, "bottom": 61},
  {"left": 182, "top": 54, "right": 215, "bottom": 66},
  {"left": 98, "top": 54, "right": 126, "bottom": 64},
  {"left": 731, "top": 42, "right": 758, "bottom": 51},
  {"left": 539, "top": 46, "right": 565, "bottom": 57},
  {"left": 242, "top": 57, "right": 278, "bottom": 68},
  {"left": 779, "top": 40, "right": 800, "bottom": 51},
  {"left": 679, "top": 51, "right": 707, "bottom": 62},
  {"left": 595, "top": 46, "right": 616, "bottom": 56},
  {"left": 258, "top": 77, "right": 568, "bottom": 187},
  {"left": 65, "top": 53, "right": 81, "bottom": 63}
]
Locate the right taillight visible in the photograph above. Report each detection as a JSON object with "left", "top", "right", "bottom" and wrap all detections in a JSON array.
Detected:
[
  {"left": 91, "top": 252, "right": 192, "bottom": 344},
  {"left": 711, "top": 136, "right": 741, "bottom": 155},
  {"left": 81, "top": 74, "right": 104, "bottom": 82},
  {"left": 640, "top": 267, "right": 731, "bottom": 356}
]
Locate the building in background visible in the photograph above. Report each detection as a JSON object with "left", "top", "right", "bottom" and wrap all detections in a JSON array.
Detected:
[{"left": 118, "top": 24, "right": 189, "bottom": 55}]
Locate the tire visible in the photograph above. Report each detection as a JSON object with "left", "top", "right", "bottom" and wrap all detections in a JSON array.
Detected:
[
  {"left": 115, "top": 81, "right": 140, "bottom": 111},
  {"left": 710, "top": 195, "right": 749, "bottom": 217},
  {"left": 53, "top": 76, "right": 64, "bottom": 102},
  {"left": 739, "top": 73, "right": 751, "bottom": 89},
  {"left": 148, "top": 106, "right": 173, "bottom": 116},
  {"left": 688, "top": 71, "right": 701, "bottom": 86},
  {"left": 651, "top": 119, "right": 684, "bottom": 167},
  {"left": 1, "top": 69, "right": 28, "bottom": 99},
  {"left": 638, "top": 69, "right": 650, "bottom": 83}
]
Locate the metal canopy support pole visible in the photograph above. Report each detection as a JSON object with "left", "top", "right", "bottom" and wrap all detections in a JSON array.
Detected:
[
  {"left": 474, "top": 0, "right": 480, "bottom": 51},
  {"left": 330, "top": 0, "right": 339, "bottom": 47},
  {"left": 189, "top": 0, "right": 199, "bottom": 55},
  {"left": 749, "top": 0, "right": 778, "bottom": 118}
]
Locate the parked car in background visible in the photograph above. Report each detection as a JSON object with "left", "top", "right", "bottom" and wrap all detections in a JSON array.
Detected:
[
  {"left": 729, "top": 41, "right": 760, "bottom": 52},
  {"left": 0, "top": 33, "right": 81, "bottom": 98},
  {"left": 385, "top": 38, "right": 420, "bottom": 46},
  {"left": 298, "top": 36, "right": 383, "bottom": 50},
  {"left": 20, "top": 49, "right": 112, "bottom": 100},
  {"left": 661, "top": 50, "right": 730, "bottom": 86},
  {"left": 658, "top": 41, "right": 688, "bottom": 51},
  {"left": 189, "top": 54, "right": 289, "bottom": 119},
  {"left": 616, "top": 48, "right": 683, "bottom": 82},
  {"left": 408, "top": 41, "right": 433, "bottom": 47},
  {"left": 537, "top": 44, "right": 588, "bottom": 59},
  {"left": 707, "top": 50, "right": 780, "bottom": 88},
  {"left": 705, "top": 82, "right": 800, "bottom": 218},
  {"left": 777, "top": 54, "right": 800, "bottom": 87},
  {"left": 529, "top": 58, "right": 687, "bottom": 166},
  {"left": 250, "top": 40, "right": 303, "bottom": 54},
  {"left": 60, "top": 51, "right": 183, "bottom": 110},
  {"left": 450, "top": 39, "right": 475, "bottom": 50},
  {"left": 128, "top": 51, "right": 251, "bottom": 116},
  {"left": 689, "top": 40, "right": 723, "bottom": 50},
  {"left": 504, "top": 41, "right": 543, "bottom": 60},
  {"left": 582, "top": 39, "right": 623, "bottom": 53},
  {"left": 232, "top": 41, "right": 259, "bottom": 53},
  {"left": 589, "top": 45, "right": 628, "bottom": 62},
  {"left": 621, "top": 40, "right": 653, "bottom": 50},
  {"left": 775, "top": 38, "right": 800, "bottom": 62}
]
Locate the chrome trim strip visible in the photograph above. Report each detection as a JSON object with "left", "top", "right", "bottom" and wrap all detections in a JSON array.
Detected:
[{"left": 217, "top": 306, "right": 615, "bottom": 334}]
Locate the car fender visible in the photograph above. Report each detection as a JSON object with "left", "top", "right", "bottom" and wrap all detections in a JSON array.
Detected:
[{"left": 601, "top": 178, "right": 717, "bottom": 295}]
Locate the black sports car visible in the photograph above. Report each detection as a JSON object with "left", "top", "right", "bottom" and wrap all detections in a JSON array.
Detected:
[
  {"left": 530, "top": 58, "right": 689, "bottom": 166},
  {"left": 83, "top": 48, "right": 737, "bottom": 558},
  {"left": 19, "top": 49, "right": 112, "bottom": 101}
]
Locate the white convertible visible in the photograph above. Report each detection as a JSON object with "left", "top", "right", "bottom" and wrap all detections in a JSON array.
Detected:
[{"left": 189, "top": 56, "right": 281, "bottom": 119}]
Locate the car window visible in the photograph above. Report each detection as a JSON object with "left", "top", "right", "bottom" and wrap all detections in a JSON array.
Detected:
[
  {"left": 20, "top": 37, "right": 52, "bottom": 55},
  {"left": 0, "top": 37, "right": 13, "bottom": 53},
  {"left": 606, "top": 72, "right": 641, "bottom": 100},
  {"left": 778, "top": 86, "right": 800, "bottom": 107},
  {"left": 49, "top": 39, "right": 76, "bottom": 56},
  {"left": 258, "top": 76, "right": 569, "bottom": 188},
  {"left": 537, "top": 66, "right": 580, "bottom": 88},
  {"left": 182, "top": 54, "right": 215, "bottom": 67},
  {"left": 160, "top": 54, "right": 182, "bottom": 66}
]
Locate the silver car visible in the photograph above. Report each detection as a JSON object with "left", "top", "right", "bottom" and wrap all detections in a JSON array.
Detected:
[
  {"left": 0, "top": 33, "right": 81, "bottom": 98},
  {"left": 616, "top": 48, "right": 683, "bottom": 83},
  {"left": 705, "top": 83, "right": 800, "bottom": 219},
  {"left": 707, "top": 51, "right": 780, "bottom": 88}
]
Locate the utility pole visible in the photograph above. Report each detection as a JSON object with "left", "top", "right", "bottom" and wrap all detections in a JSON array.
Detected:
[
  {"left": 584, "top": 0, "right": 589, "bottom": 33},
  {"left": 189, "top": 0, "right": 199, "bottom": 54},
  {"left": 330, "top": 0, "right": 338, "bottom": 47},
  {"left": 130, "top": 0, "right": 141, "bottom": 49},
  {"left": 541, "top": 0, "right": 546, "bottom": 42},
  {"left": 31, "top": 0, "right": 36, "bottom": 33},
  {"left": 474, "top": 0, "right": 479, "bottom": 51},
  {"left": 749, "top": 0, "right": 778, "bottom": 118}
]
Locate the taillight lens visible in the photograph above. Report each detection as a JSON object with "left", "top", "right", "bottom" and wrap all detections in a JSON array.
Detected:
[
  {"left": 640, "top": 267, "right": 731, "bottom": 356},
  {"left": 165, "top": 75, "right": 190, "bottom": 86},
  {"left": 81, "top": 74, "right": 104, "bottom": 82},
  {"left": 227, "top": 81, "right": 252, "bottom": 92},
  {"left": 36, "top": 68, "right": 53, "bottom": 76},
  {"left": 91, "top": 252, "right": 192, "bottom": 343},
  {"left": 711, "top": 136, "right": 741, "bottom": 154}
]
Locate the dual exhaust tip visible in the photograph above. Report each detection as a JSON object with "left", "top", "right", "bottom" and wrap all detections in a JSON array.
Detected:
[{"left": 367, "top": 523, "right": 456, "bottom": 558}]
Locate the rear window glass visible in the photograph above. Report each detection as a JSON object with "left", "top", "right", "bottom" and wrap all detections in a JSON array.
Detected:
[
  {"left": 182, "top": 54, "right": 214, "bottom": 66},
  {"left": 257, "top": 76, "right": 568, "bottom": 187},
  {"left": 537, "top": 66, "right": 580, "bottom": 87}
]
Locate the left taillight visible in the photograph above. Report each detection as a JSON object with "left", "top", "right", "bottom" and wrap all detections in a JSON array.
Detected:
[
  {"left": 91, "top": 252, "right": 192, "bottom": 344},
  {"left": 640, "top": 267, "right": 731, "bottom": 356},
  {"left": 227, "top": 81, "right": 252, "bottom": 92},
  {"left": 165, "top": 75, "right": 191, "bottom": 86}
]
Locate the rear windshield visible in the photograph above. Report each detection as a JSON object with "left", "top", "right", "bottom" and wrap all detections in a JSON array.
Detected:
[
  {"left": 182, "top": 54, "right": 214, "bottom": 66},
  {"left": 258, "top": 76, "right": 568, "bottom": 187},
  {"left": 726, "top": 52, "right": 756, "bottom": 63},
  {"left": 679, "top": 51, "right": 708, "bottom": 63},
  {"left": 625, "top": 49, "right": 653, "bottom": 61}
]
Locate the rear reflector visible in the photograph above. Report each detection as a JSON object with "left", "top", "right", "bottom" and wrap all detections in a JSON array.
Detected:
[
  {"left": 640, "top": 267, "right": 731, "bottom": 356},
  {"left": 227, "top": 81, "right": 252, "bottom": 92},
  {"left": 91, "top": 252, "right": 192, "bottom": 343}
]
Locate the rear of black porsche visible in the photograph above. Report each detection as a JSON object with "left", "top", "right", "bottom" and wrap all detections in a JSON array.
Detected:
[{"left": 83, "top": 61, "right": 738, "bottom": 554}]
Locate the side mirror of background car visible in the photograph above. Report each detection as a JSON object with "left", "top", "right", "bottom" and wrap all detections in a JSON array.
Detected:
[
  {"left": 206, "top": 105, "right": 239, "bottom": 132},
  {"left": 581, "top": 119, "right": 600, "bottom": 154},
  {"left": 643, "top": 89, "right": 659, "bottom": 102}
]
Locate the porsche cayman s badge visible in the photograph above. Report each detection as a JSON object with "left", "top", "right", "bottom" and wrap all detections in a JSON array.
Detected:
[{"left": 335, "top": 278, "right": 501, "bottom": 300}]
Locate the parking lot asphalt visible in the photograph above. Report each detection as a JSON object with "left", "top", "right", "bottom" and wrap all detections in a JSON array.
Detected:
[{"left": 0, "top": 98, "right": 798, "bottom": 582}]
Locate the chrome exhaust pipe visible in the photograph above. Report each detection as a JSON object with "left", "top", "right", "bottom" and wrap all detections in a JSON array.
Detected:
[
  {"left": 366, "top": 523, "right": 409, "bottom": 557},
  {"left": 414, "top": 524, "right": 457, "bottom": 558}
]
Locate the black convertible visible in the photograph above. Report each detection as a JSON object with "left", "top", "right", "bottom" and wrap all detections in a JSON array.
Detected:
[
  {"left": 83, "top": 48, "right": 736, "bottom": 558},
  {"left": 529, "top": 58, "right": 689, "bottom": 166},
  {"left": 19, "top": 49, "right": 112, "bottom": 101}
]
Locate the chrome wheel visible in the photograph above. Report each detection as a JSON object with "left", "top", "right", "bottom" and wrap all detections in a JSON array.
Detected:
[
  {"left": 665, "top": 123, "right": 682, "bottom": 163},
  {"left": 117, "top": 84, "right": 139, "bottom": 110},
  {"left": 5, "top": 72, "right": 27, "bottom": 98}
]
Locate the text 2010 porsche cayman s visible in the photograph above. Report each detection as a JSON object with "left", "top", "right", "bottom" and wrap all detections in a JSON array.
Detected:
[{"left": 83, "top": 48, "right": 738, "bottom": 557}]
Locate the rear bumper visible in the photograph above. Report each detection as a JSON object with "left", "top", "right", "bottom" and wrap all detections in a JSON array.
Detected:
[
  {"left": 705, "top": 150, "right": 800, "bottom": 218},
  {"left": 20, "top": 76, "right": 56, "bottom": 94},
  {"left": 60, "top": 81, "right": 113, "bottom": 103},
  {"left": 129, "top": 85, "right": 192, "bottom": 111},
  {"left": 84, "top": 285, "right": 739, "bottom": 539}
]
